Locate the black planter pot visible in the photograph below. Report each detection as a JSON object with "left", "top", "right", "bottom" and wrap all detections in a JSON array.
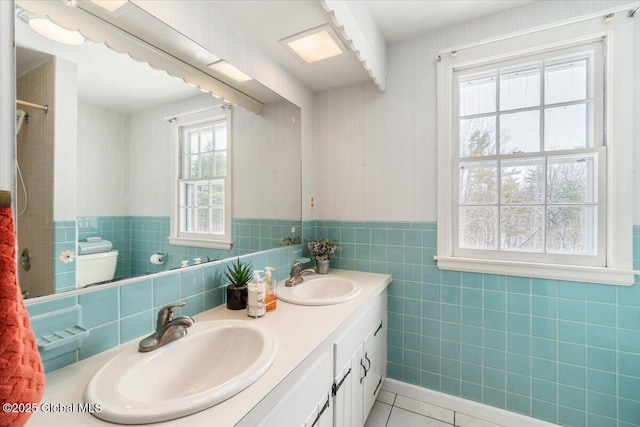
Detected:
[{"left": 226, "top": 285, "right": 248, "bottom": 310}]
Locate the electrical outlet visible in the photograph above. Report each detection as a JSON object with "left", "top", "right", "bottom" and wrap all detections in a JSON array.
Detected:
[{"left": 309, "top": 195, "right": 315, "bottom": 210}]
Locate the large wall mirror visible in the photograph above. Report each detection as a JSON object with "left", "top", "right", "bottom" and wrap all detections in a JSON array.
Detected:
[{"left": 15, "top": 0, "right": 302, "bottom": 299}]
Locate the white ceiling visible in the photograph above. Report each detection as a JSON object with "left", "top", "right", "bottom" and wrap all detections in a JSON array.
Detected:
[
  {"left": 364, "top": 0, "right": 533, "bottom": 43},
  {"left": 204, "top": 0, "right": 372, "bottom": 92},
  {"left": 15, "top": 1, "right": 536, "bottom": 113},
  {"left": 207, "top": 0, "right": 534, "bottom": 91}
]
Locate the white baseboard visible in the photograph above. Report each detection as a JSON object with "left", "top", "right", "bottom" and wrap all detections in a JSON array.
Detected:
[{"left": 382, "top": 378, "right": 559, "bottom": 427}]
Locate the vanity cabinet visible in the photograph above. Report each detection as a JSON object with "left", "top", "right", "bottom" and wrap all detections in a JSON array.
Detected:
[
  {"left": 332, "top": 292, "right": 386, "bottom": 427},
  {"left": 255, "top": 350, "right": 334, "bottom": 427}
]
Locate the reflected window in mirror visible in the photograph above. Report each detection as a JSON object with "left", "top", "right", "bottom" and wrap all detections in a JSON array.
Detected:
[{"left": 170, "top": 107, "right": 233, "bottom": 249}]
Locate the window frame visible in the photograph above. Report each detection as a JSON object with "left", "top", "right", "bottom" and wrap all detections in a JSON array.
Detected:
[
  {"left": 169, "top": 107, "right": 233, "bottom": 249},
  {"left": 436, "top": 13, "right": 636, "bottom": 285},
  {"left": 452, "top": 42, "right": 606, "bottom": 266}
]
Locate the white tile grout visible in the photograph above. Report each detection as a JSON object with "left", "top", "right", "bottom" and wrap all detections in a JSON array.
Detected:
[{"left": 369, "top": 391, "right": 506, "bottom": 427}]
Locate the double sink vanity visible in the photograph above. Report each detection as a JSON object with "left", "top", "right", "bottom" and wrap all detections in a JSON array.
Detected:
[{"left": 28, "top": 269, "right": 390, "bottom": 426}]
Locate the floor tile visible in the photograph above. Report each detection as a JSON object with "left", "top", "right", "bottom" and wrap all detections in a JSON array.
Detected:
[
  {"left": 365, "top": 402, "right": 393, "bottom": 427},
  {"left": 456, "top": 412, "right": 506, "bottom": 427},
  {"left": 394, "top": 395, "right": 455, "bottom": 424},
  {"left": 377, "top": 390, "right": 397, "bottom": 405},
  {"left": 387, "top": 407, "right": 453, "bottom": 427}
]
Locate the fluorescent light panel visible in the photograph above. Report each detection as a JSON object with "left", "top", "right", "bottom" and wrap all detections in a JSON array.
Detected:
[
  {"left": 281, "top": 25, "right": 344, "bottom": 64},
  {"left": 207, "top": 61, "right": 252, "bottom": 83},
  {"left": 28, "top": 18, "right": 85, "bottom": 45},
  {"left": 90, "top": 0, "right": 129, "bottom": 13}
]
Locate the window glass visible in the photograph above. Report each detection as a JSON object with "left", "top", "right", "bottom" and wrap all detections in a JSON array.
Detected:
[{"left": 453, "top": 46, "right": 601, "bottom": 261}]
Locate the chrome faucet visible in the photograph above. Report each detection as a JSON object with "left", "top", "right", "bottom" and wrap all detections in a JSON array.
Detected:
[
  {"left": 138, "top": 302, "right": 194, "bottom": 352},
  {"left": 285, "top": 261, "right": 316, "bottom": 287}
]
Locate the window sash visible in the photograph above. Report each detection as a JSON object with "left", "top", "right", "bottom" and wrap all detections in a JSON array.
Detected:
[
  {"left": 453, "top": 147, "right": 606, "bottom": 266},
  {"left": 170, "top": 108, "right": 232, "bottom": 248},
  {"left": 451, "top": 41, "right": 606, "bottom": 267}
]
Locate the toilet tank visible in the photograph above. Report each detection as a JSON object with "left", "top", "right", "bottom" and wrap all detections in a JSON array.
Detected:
[{"left": 77, "top": 250, "right": 119, "bottom": 287}]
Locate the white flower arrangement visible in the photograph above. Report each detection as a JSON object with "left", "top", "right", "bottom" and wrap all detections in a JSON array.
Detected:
[{"left": 307, "top": 238, "right": 340, "bottom": 261}]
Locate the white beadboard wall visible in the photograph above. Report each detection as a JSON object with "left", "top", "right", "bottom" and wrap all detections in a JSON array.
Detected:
[
  {"left": 53, "top": 58, "right": 77, "bottom": 221},
  {"left": 313, "top": 0, "right": 639, "bottom": 223},
  {"left": 127, "top": 94, "right": 302, "bottom": 220},
  {"left": 233, "top": 100, "right": 301, "bottom": 220},
  {"left": 129, "top": 0, "right": 317, "bottom": 222},
  {"left": 76, "top": 101, "right": 130, "bottom": 217}
]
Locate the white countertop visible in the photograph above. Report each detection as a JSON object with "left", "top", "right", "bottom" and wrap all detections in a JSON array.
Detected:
[{"left": 27, "top": 270, "right": 391, "bottom": 426}]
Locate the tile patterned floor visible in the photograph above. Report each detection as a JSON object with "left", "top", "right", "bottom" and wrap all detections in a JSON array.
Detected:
[{"left": 365, "top": 390, "right": 505, "bottom": 427}]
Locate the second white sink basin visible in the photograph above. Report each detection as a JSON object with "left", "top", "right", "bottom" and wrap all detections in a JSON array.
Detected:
[
  {"left": 277, "top": 275, "right": 360, "bottom": 305},
  {"left": 84, "top": 320, "right": 277, "bottom": 424}
]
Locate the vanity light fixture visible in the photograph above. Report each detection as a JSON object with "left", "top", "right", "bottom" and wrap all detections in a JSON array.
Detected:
[
  {"left": 17, "top": 11, "right": 86, "bottom": 46},
  {"left": 280, "top": 24, "right": 345, "bottom": 64},
  {"left": 207, "top": 60, "right": 253, "bottom": 83}
]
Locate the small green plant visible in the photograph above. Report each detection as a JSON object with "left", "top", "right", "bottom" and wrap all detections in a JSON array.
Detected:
[
  {"left": 307, "top": 238, "right": 340, "bottom": 260},
  {"left": 224, "top": 258, "right": 253, "bottom": 288}
]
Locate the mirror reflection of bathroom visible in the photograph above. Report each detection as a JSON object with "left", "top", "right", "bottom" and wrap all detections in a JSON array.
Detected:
[{"left": 15, "top": 2, "right": 302, "bottom": 299}]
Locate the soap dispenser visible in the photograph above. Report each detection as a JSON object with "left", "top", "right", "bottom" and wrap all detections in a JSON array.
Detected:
[
  {"left": 264, "top": 266, "right": 276, "bottom": 311},
  {"left": 247, "top": 271, "right": 265, "bottom": 318}
]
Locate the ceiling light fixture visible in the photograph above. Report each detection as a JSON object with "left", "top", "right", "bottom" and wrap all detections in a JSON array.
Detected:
[
  {"left": 207, "top": 60, "right": 252, "bottom": 83},
  {"left": 280, "top": 24, "right": 345, "bottom": 64},
  {"left": 17, "top": 11, "right": 86, "bottom": 46},
  {"left": 90, "top": 0, "right": 129, "bottom": 13}
]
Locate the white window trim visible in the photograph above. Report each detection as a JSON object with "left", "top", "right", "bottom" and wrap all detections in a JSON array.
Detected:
[
  {"left": 436, "top": 11, "right": 637, "bottom": 285},
  {"left": 169, "top": 107, "right": 233, "bottom": 250}
]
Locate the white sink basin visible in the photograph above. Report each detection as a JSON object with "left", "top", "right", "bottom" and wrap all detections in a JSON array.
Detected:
[
  {"left": 84, "top": 320, "right": 277, "bottom": 424},
  {"left": 277, "top": 275, "right": 360, "bottom": 305}
]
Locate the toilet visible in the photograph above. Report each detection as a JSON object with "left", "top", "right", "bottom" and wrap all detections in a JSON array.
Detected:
[{"left": 77, "top": 250, "right": 119, "bottom": 287}]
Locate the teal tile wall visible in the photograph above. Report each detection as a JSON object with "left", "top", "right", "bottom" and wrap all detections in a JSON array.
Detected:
[
  {"left": 129, "top": 217, "right": 301, "bottom": 276},
  {"left": 310, "top": 220, "right": 640, "bottom": 427},
  {"left": 73, "top": 216, "right": 302, "bottom": 280},
  {"left": 53, "top": 220, "right": 77, "bottom": 293},
  {"left": 77, "top": 216, "right": 131, "bottom": 280},
  {"left": 25, "top": 244, "right": 302, "bottom": 373}
]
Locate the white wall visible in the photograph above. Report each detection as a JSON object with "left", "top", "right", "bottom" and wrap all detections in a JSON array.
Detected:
[
  {"left": 76, "top": 101, "right": 129, "bottom": 217},
  {"left": 128, "top": 94, "right": 302, "bottom": 220},
  {"left": 130, "top": 0, "right": 317, "bottom": 222},
  {"left": 234, "top": 100, "right": 301, "bottom": 219},
  {"left": 313, "top": 0, "right": 638, "bottom": 223},
  {"left": 128, "top": 94, "right": 221, "bottom": 217},
  {"left": 53, "top": 58, "right": 77, "bottom": 220}
]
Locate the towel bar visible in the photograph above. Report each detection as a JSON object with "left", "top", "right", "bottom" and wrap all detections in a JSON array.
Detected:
[{"left": 0, "top": 190, "right": 10, "bottom": 208}]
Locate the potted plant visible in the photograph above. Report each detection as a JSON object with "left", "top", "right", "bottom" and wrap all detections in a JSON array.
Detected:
[
  {"left": 225, "top": 258, "right": 253, "bottom": 310},
  {"left": 307, "top": 238, "right": 340, "bottom": 274}
]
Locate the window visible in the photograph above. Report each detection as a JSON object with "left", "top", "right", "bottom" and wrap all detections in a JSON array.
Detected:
[
  {"left": 455, "top": 43, "right": 605, "bottom": 266},
  {"left": 170, "top": 108, "right": 232, "bottom": 249},
  {"left": 436, "top": 14, "right": 636, "bottom": 285}
]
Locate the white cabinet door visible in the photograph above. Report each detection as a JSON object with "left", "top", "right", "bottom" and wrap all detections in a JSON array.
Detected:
[
  {"left": 258, "top": 351, "right": 332, "bottom": 427},
  {"left": 304, "top": 393, "right": 333, "bottom": 427},
  {"left": 333, "top": 343, "right": 363, "bottom": 427},
  {"left": 333, "top": 292, "right": 387, "bottom": 427},
  {"left": 362, "top": 320, "right": 385, "bottom": 416}
]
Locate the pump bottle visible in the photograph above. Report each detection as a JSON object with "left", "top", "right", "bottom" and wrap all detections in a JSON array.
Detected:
[
  {"left": 265, "top": 266, "right": 276, "bottom": 311},
  {"left": 247, "top": 271, "right": 265, "bottom": 318}
]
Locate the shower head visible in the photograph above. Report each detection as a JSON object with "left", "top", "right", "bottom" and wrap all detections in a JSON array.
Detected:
[{"left": 16, "top": 110, "right": 27, "bottom": 136}]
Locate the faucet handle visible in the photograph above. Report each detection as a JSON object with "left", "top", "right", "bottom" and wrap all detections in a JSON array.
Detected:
[
  {"left": 156, "top": 302, "right": 185, "bottom": 329},
  {"left": 290, "top": 258, "right": 311, "bottom": 274}
]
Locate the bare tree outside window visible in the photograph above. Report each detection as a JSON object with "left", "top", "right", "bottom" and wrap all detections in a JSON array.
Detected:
[{"left": 456, "top": 51, "right": 599, "bottom": 256}]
